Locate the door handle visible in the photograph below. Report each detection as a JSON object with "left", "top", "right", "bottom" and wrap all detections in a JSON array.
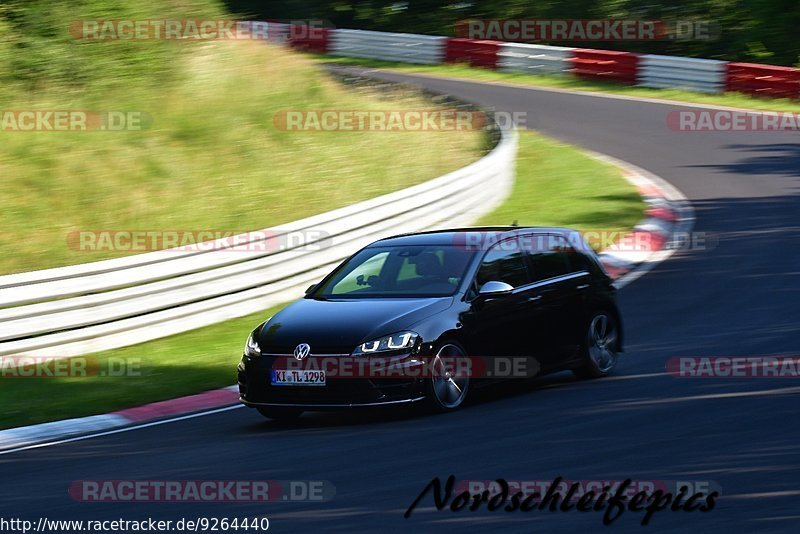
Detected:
[
  {"left": 576, "top": 284, "right": 590, "bottom": 290},
  {"left": 527, "top": 295, "right": 542, "bottom": 302}
]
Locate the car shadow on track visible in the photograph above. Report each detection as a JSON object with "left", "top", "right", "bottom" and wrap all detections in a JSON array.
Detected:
[{"left": 240, "top": 371, "right": 588, "bottom": 432}]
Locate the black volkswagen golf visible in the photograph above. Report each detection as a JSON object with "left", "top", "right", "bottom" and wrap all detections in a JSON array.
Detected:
[{"left": 238, "top": 227, "right": 623, "bottom": 419}]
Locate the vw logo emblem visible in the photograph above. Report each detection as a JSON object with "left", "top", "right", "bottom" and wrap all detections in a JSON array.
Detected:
[{"left": 293, "top": 343, "right": 311, "bottom": 360}]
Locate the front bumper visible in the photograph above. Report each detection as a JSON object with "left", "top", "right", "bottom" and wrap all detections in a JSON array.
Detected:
[
  {"left": 237, "top": 353, "right": 428, "bottom": 409},
  {"left": 239, "top": 397, "right": 426, "bottom": 409}
]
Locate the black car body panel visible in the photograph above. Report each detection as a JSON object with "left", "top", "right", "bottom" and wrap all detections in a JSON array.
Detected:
[{"left": 257, "top": 297, "right": 454, "bottom": 355}]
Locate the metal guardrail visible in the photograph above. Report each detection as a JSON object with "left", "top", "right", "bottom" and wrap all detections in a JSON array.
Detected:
[
  {"left": 7, "top": 28, "right": 749, "bottom": 359},
  {"left": 292, "top": 27, "right": 800, "bottom": 97},
  {"left": 726, "top": 62, "right": 800, "bottom": 99},
  {"left": 0, "top": 123, "right": 517, "bottom": 358},
  {"left": 329, "top": 29, "right": 446, "bottom": 64},
  {"left": 638, "top": 55, "right": 727, "bottom": 93},
  {"left": 445, "top": 39, "right": 502, "bottom": 69},
  {"left": 497, "top": 43, "right": 573, "bottom": 76},
  {"left": 571, "top": 49, "right": 638, "bottom": 85}
]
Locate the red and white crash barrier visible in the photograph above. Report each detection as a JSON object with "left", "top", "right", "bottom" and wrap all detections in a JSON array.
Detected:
[{"left": 286, "top": 27, "right": 799, "bottom": 98}]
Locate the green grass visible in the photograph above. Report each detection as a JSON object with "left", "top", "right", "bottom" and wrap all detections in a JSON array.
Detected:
[
  {"left": 478, "top": 131, "right": 645, "bottom": 237},
  {"left": 0, "top": 308, "right": 282, "bottom": 430},
  {"left": 0, "top": 31, "right": 483, "bottom": 275},
  {"left": 320, "top": 55, "right": 800, "bottom": 114},
  {"left": 0, "top": 130, "right": 644, "bottom": 430}
]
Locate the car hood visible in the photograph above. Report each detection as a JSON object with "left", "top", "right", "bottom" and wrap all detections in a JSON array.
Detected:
[{"left": 258, "top": 296, "right": 453, "bottom": 355}]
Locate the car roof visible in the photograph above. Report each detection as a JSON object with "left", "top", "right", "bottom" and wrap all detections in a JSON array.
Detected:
[{"left": 369, "top": 227, "right": 579, "bottom": 248}]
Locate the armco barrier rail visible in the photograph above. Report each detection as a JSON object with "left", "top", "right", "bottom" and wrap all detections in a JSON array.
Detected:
[
  {"left": 498, "top": 43, "right": 573, "bottom": 76},
  {"left": 445, "top": 39, "right": 502, "bottom": 69},
  {"left": 290, "top": 26, "right": 331, "bottom": 54},
  {"left": 288, "top": 27, "right": 800, "bottom": 98},
  {"left": 572, "top": 49, "right": 638, "bottom": 85},
  {"left": 726, "top": 62, "right": 800, "bottom": 99},
  {"left": 0, "top": 126, "right": 517, "bottom": 358},
  {"left": 6, "top": 28, "right": 796, "bottom": 358},
  {"left": 637, "top": 55, "right": 727, "bottom": 93},
  {"left": 329, "top": 29, "right": 446, "bottom": 64}
]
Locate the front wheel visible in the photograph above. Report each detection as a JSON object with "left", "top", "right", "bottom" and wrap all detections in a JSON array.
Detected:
[
  {"left": 573, "top": 311, "right": 619, "bottom": 379},
  {"left": 425, "top": 343, "right": 470, "bottom": 412},
  {"left": 256, "top": 406, "right": 303, "bottom": 420}
]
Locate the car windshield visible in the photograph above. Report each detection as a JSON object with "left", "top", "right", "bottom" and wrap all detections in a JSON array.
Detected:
[{"left": 312, "top": 245, "right": 476, "bottom": 298}]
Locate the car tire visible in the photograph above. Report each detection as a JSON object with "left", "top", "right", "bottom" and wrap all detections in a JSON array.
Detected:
[
  {"left": 425, "top": 342, "right": 470, "bottom": 412},
  {"left": 573, "top": 310, "right": 619, "bottom": 379},
  {"left": 256, "top": 407, "right": 304, "bottom": 420}
]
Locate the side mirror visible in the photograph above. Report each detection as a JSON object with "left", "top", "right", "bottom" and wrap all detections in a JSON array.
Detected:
[
  {"left": 305, "top": 283, "right": 318, "bottom": 295},
  {"left": 477, "top": 281, "right": 514, "bottom": 298}
]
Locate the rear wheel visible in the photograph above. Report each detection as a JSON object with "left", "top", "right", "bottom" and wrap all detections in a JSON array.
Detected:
[
  {"left": 256, "top": 407, "right": 303, "bottom": 420},
  {"left": 574, "top": 310, "right": 619, "bottom": 379},
  {"left": 425, "top": 343, "right": 470, "bottom": 412}
]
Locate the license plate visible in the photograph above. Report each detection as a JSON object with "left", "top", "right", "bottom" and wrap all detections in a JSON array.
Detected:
[{"left": 271, "top": 369, "right": 326, "bottom": 386}]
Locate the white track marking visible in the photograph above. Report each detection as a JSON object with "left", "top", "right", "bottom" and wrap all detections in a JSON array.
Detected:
[{"left": 0, "top": 405, "right": 243, "bottom": 456}]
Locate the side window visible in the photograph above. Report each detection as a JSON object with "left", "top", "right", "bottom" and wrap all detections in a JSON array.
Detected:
[
  {"left": 475, "top": 239, "right": 530, "bottom": 289},
  {"left": 526, "top": 234, "right": 572, "bottom": 282},
  {"left": 567, "top": 246, "right": 594, "bottom": 274}
]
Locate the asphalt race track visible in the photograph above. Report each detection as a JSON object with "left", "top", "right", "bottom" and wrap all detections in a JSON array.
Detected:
[{"left": 2, "top": 73, "right": 799, "bottom": 533}]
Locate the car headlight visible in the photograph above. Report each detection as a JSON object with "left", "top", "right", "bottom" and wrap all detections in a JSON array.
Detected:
[
  {"left": 352, "top": 331, "right": 420, "bottom": 356},
  {"left": 244, "top": 330, "right": 262, "bottom": 358}
]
